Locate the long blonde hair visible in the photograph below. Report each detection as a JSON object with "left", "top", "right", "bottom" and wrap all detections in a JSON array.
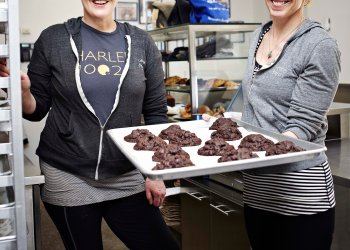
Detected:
[{"left": 304, "top": 0, "right": 311, "bottom": 6}]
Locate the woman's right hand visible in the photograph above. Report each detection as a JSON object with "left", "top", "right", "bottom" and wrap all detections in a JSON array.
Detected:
[
  {"left": 20, "top": 71, "right": 31, "bottom": 97},
  {"left": 0, "top": 58, "right": 10, "bottom": 77},
  {"left": 0, "top": 59, "right": 36, "bottom": 114},
  {"left": 202, "top": 113, "right": 214, "bottom": 122}
]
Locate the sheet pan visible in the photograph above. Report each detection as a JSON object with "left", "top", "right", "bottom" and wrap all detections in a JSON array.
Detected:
[{"left": 107, "top": 119, "right": 326, "bottom": 180}]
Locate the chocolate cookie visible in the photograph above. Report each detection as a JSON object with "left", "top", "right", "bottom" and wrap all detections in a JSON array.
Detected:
[
  {"left": 168, "top": 130, "right": 202, "bottom": 147},
  {"left": 265, "top": 140, "right": 304, "bottom": 156},
  {"left": 152, "top": 154, "right": 194, "bottom": 170},
  {"left": 210, "top": 126, "right": 242, "bottom": 141},
  {"left": 133, "top": 134, "right": 167, "bottom": 151},
  {"left": 158, "top": 124, "right": 182, "bottom": 140},
  {"left": 124, "top": 129, "right": 153, "bottom": 143},
  {"left": 198, "top": 138, "right": 235, "bottom": 156},
  {"left": 209, "top": 117, "right": 238, "bottom": 130},
  {"left": 152, "top": 144, "right": 190, "bottom": 162},
  {"left": 218, "top": 148, "right": 258, "bottom": 162},
  {"left": 238, "top": 134, "right": 275, "bottom": 151}
]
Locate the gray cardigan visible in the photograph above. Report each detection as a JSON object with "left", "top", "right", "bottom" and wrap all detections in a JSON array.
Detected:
[
  {"left": 242, "top": 19, "right": 341, "bottom": 174},
  {"left": 23, "top": 18, "right": 168, "bottom": 180}
]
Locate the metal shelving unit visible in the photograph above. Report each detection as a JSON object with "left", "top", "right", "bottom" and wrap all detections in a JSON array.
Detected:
[
  {"left": 148, "top": 23, "right": 260, "bottom": 115},
  {"left": 0, "top": 0, "right": 27, "bottom": 249}
]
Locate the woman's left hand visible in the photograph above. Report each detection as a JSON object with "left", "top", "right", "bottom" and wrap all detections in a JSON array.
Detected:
[
  {"left": 282, "top": 130, "right": 298, "bottom": 139},
  {"left": 145, "top": 178, "right": 166, "bottom": 207}
]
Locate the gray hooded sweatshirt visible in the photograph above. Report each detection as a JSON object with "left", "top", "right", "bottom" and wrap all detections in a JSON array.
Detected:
[{"left": 242, "top": 19, "right": 341, "bottom": 174}]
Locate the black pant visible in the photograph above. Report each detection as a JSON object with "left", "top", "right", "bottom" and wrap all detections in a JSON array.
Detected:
[
  {"left": 244, "top": 205, "right": 335, "bottom": 250},
  {"left": 43, "top": 192, "right": 180, "bottom": 250}
]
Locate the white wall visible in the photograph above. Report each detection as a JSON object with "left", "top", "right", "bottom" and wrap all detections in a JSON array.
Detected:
[
  {"left": 19, "top": 0, "right": 82, "bottom": 43},
  {"left": 230, "top": 0, "right": 255, "bottom": 22},
  {"left": 19, "top": 0, "right": 142, "bottom": 43},
  {"left": 231, "top": 0, "right": 269, "bottom": 23},
  {"left": 305, "top": 0, "right": 350, "bottom": 83}
]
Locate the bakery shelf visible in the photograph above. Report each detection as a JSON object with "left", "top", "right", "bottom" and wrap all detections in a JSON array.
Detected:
[
  {"left": 0, "top": 109, "right": 10, "bottom": 122},
  {"left": 0, "top": 237, "right": 16, "bottom": 248},
  {"left": 0, "top": 44, "right": 8, "bottom": 57},
  {"left": 0, "top": 0, "right": 28, "bottom": 248},
  {"left": 148, "top": 23, "right": 260, "bottom": 42},
  {"left": 0, "top": 9, "right": 7, "bottom": 22},
  {"left": 166, "top": 85, "right": 239, "bottom": 93},
  {"left": 0, "top": 176, "right": 12, "bottom": 188},
  {"left": 0, "top": 201, "right": 14, "bottom": 209},
  {"left": 0, "top": 2, "right": 7, "bottom": 10},
  {"left": 0, "top": 143, "right": 11, "bottom": 154},
  {"left": 0, "top": 206, "right": 15, "bottom": 219},
  {"left": 149, "top": 23, "right": 260, "bottom": 114},
  {"left": 0, "top": 78, "right": 9, "bottom": 89}
]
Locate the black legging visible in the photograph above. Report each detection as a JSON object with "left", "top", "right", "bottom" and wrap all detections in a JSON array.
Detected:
[
  {"left": 43, "top": 192, "right": 180, "bottom": 250},
  {"left": 244, "top": 205, "right": 335, "bottom": 250}
]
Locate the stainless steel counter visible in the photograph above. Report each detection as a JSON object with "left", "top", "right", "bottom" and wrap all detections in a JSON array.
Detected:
[
  {"left": 325, "top": 139, "right": 350, "bottom": 250},
  {"left": 326, "top": 102, "right": 350, "bottom": 186},
  {"left": 328, "top": 102, "right": 350, "bottom": 138},
  {"left": 329, "top": 102, "right": 350, "bottom": 115},
  {"left": 326, "top": 139, "right": 350, "bottom": 187}
]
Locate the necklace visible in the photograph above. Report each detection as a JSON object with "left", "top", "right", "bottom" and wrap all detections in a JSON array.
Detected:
[{"left": 267, "top": 18, "right": 305, "bottom": 59}]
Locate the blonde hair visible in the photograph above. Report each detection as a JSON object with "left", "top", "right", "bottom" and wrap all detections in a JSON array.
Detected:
[{"left": 304, "top": 0, "right": 311, "bottom": 6}]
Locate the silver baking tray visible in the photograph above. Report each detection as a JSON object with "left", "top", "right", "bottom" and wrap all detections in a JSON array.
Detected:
[{"left": 107, "top": 119, "right": 326, "bottom": 180}]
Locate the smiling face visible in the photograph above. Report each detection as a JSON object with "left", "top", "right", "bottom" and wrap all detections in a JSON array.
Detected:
[
  {"left": 81, "top": 0, "right": 117, "bottom": 23},
  {"left": 265, "top": 0, "right": 305, "bottom": 20}
]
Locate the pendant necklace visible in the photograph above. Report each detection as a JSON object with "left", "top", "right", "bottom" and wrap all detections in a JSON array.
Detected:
[
  {"left": 267, "top": 18, "right": 305, "bottom": 60},
  {"left": 267, "top": 48, "right": 274, "bottom": 59}
]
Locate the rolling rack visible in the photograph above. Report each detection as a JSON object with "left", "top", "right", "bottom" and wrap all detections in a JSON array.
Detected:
[{"left": 0, "top": 0, "right": 28, "bottom": 249}]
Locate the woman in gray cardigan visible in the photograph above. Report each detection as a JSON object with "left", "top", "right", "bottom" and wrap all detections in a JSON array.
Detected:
[
  {"left": 241, "top": 0, "right": 340, "bottom": 249},
  {"left": 0, "top": 0, "right": 179, "bottom": 249}
]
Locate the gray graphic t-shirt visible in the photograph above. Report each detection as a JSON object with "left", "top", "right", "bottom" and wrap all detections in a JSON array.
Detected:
[{"left": 80, "top": 21, "right": 127, "bottom": 125}]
